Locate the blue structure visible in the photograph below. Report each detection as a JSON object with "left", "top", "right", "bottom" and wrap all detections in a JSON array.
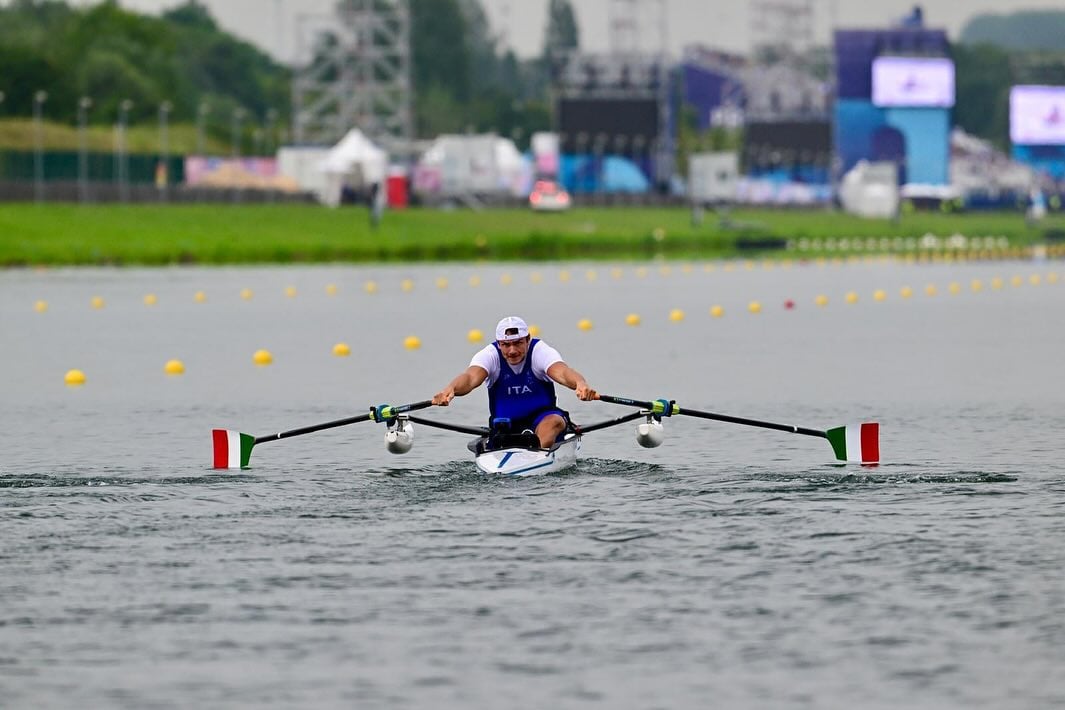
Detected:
[
  {"left": 1012, "top": 145, "right": 1065, "bottom": 180},
  {"left": 833, "top": 28, "right": 952, "bottom": 185}
]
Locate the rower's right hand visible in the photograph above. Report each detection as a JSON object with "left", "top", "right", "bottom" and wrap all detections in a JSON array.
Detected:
[{"left": 432, "top": 388, "right": 454, "bottom": 406}]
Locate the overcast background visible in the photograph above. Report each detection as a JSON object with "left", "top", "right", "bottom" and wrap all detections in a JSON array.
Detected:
[{"left": 55, "top": 0, "right": 1065, "bottom": 64}]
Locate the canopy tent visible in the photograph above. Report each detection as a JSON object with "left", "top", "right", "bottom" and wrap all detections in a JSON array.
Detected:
[{"left": 318, "top": 129, "right": 389, "bottom": 207}]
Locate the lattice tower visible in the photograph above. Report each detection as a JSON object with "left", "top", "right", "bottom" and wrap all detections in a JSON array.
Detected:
[{"left": 292, "top": 0, "right": 412, "bottom": 149}]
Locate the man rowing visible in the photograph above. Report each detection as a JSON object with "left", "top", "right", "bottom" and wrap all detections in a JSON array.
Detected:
[{"left": 431, "top": 316, "right": 597, "bottom": 449}]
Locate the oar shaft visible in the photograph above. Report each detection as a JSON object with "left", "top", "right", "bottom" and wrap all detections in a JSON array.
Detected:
[
  {"left": 598, "top": 394, "right": 827, "bottom": 439},
  {"left": 677, "top": 409, "right": 826, "bottom": 439},
  {"left": 254, "top": 400, "right": 433, "bottom": 444}
]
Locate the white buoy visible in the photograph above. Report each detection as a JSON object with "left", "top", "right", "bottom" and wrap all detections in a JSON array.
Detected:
[
  {"left": 635, "top": 418, "right": 665, "bottom": 448},
  {"left": 385, "top": 419, "right": 414, "bottom": 454}
]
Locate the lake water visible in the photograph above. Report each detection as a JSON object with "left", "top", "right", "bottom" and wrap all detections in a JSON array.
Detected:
[{"left": 2, "top": 259, "right": 1064, "bottom": 709}]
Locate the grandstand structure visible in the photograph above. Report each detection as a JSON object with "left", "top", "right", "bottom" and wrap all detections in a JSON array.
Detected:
[
  {"left": 290, "top": 0, "right": 413, "bottom": 150},
  {"left": 551, "top": 0, "right": 674, "bottom": 190}
]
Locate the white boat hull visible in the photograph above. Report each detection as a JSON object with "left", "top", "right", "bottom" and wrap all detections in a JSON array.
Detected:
[{"left": 474, "top": 433, "right": 581, "bottom": 477}]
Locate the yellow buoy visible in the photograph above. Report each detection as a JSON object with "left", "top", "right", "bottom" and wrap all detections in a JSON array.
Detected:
[
  {"left": 403, "top": 335, "right": 422, "bottom": 350},
  {"left": 900, "top": 286, "right": 913, "bottom": 299},
  {"left": 948, "top": 282, "right": 961, "bottom": 294},
  {"left": 669, "top": 308, "right": 685, "bottom": 322},
  {"left": 164, "top": 359, "right": 185, "bottom": 375},
  {"left": 325, "top": 284, "right": 338, "bottom": 296},
  {"left": 873, "top": 289, "right": 887, "bottom": 302},
  {"left": 333, "top": 342, "right": 351, "bottom": 357},
  {"left": 585, "top": 269, "right": 598, "bottom": 281},
  {"left": 991, "top": 277, "right": 1004, "bottom": 290},
  {"left": 468, "top": 275, "right": 482, "bottom": 287},
  {"left": 35, "top": 300, "right": 48, "bottom": 313},
  {"left": 710, "top": 305, "right": 724, "bottom": 318},
  {"left": 577, "top": 318, "right": 593, "bottom": 331},
  {"left": 635, "top": 266, "right": 648, "bottom": 278},
  {"left": 253, "top": 349, "right": 273, "bottom": 366},
  {"left": 194, "top": 290, "right": 207, "bottom": 303},
  {"left": 143, "top": 293, "right": 158, "bottom": 306},
  {"left": 467, "top": 329, "right": 484, "bottom": 343},
  {"left": 64, "top": 369, "right": 86, "bottom": 386},
  {"left": 1029, "top": 274, "right": 1041, "bottom": 286},
  {"left": 971, "top": 279, "right": 983, "bottom": 292},
  {"left": 845, "top": 292, "right": 859, "bottom": 304},
  {"left": 530, "top": 272, "right": 543, "bottom": 284},
  {"left": 748, "top": 301, "right": 762, "bottom": 314},
  {"left": 284, "top": 286, "right": 297, "bottom": 298},
  {"left": 501, "top": 273, "right": 513, "bottom": 285},
  {"left": 435, "top": 277, "right": 448, "bottom": 290},
  {"left": 364, "top": 280, "right": 379, "bottom": 294},
  {"left": 659, "top": 265, "right": 672, "bottom": 277},
  {"left": 558, "top": 270, "right": 571, "bottom": 282},
  {"left": 815, "top": 294, "right": 829, "bottom": 307},
  {"left": 528, "top": 324, "right": 541, "bottom": 337},
  {"left": 925, "top": 284, "right": 938, "bottom": 297},
  {"left": 240, "top": 288, "right": 254, "bottom": 300},
  {"left": 91, "top": 296, "right": 105, "bottom": 309},
  {"left": 401, "top": 278, "right": 414, "bottom": 292},
  {"left": 625, "top": 313, "right": 641, "bottom": 326},
  {"left": 1047, "top": 272, "right": 1059, "bottom": 284},
  {"left": 611, "top": 268, "right": 624, "bottom": 279},
  {"left": 1011, "top": 275, "right": 1023, "bottom": 287}
]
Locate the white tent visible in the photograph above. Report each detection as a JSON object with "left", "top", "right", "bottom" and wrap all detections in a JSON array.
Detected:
[{"left": 318, "top": 129, "right": 388, "bottom": 207}]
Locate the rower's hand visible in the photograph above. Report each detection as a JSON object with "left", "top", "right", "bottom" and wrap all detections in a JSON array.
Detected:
[
  {"left": 575, "top": 383, "right": 597, "bottom": 401},
  {"left": 432, "top": 388, "right": 455, "bottom": 406}
]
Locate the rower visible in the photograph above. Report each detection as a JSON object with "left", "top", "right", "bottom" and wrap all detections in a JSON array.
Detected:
[{"left": 431, "top": 316, "right": 597, "bottom": 449}]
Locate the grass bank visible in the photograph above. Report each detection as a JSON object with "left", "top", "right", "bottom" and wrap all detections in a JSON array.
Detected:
[{"left": 0, "top": 202, "right": 1060, "bottom": 266}]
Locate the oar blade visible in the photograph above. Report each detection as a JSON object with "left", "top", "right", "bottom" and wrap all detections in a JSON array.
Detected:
[
  {"left": 825, "top": 423, "right": 879, "bottom": 464},
  {"left": 212, "top": 429, "right": 255, "bottom": 469}
]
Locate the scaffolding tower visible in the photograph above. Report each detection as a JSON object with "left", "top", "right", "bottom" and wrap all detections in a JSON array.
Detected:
[
  {"left": 291, "top": 0, "right": 412, "bottom": 149},
  {"left": 750, "top": 0, "right": 815, "bottom": 58},
  {"left": 608, "top": 0, "right": 668, "bottom": 57}
]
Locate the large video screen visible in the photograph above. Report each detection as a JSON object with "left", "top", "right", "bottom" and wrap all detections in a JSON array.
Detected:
[
  {"left": 1010, "top": 85, "right": 1065, "bottom": 145},
  {"left": 557, "top": 98, "right": 659, "bottom": 153},
  {"left": 871, "top": 56, "right": 954, "bottom": 108}
]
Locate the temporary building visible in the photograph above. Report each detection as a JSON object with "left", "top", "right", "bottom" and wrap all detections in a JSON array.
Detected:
[{"left": 318, "top": 128, "right": 389, "bottom": 207}]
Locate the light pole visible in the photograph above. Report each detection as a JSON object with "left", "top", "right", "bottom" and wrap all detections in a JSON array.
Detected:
[
  {"left": 231, "top": 108, "right": 245, "bottom": 203},
  {"left": 78, "top": 97, "right": 92, "bottom": 204},
  {"left": 266, "top": 108, "right": 278, "bottom": 154},
  {"left": 232, "top": 108, "right": 245, "bottom": 159},
  {"left": 196, "top": 102, "right": 209, "bottom": 156},
  {"left": 158, "top": 100, "right": 172, "bottom": 200},
  {"left": 118, "top": 99, "right": 132, "bottom": 203},
  {"left": 33, "top": 90, "right": 47, "bottom": 204}
]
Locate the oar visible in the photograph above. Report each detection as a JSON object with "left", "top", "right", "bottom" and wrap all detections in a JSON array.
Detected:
[
  {"left": 212, "top": 400, "right": 433, "bottom": 469},
  {"left": 596, "top": 394, "right": 879, "bottom": 464}
]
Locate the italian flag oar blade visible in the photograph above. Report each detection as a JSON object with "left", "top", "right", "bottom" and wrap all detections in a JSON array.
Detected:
[
  {"left": 212, "top": 429, "right": 255, "bottom": 469},
  {"left": 825, "top": 423, "right": 880, "bottom": 464}
]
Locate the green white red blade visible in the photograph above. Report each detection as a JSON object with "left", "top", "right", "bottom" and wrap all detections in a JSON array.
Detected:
[{"left": 825, "top": 423, "right": 880, "bottom": 464}]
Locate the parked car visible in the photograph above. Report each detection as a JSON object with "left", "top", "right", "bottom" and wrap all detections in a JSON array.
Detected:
[{"left": 529, "top": 180, "right": 571, "bottom": 212}]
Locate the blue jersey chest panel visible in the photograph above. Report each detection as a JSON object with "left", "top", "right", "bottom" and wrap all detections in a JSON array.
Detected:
[{"left": 488, "top": 339, "right": 557, "bottom": 421}]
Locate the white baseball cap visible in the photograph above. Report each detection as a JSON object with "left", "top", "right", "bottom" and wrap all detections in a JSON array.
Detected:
[{"left": 495, "top": 316, "right": 529, "bottom": 342}]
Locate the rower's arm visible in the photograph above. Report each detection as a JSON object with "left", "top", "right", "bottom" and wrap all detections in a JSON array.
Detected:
[
  {"left": 546, "top": 362, "right": 597, "bottom": 401},
  {"left": 433, "top": 365, "right": 488, "bottom": 405}
]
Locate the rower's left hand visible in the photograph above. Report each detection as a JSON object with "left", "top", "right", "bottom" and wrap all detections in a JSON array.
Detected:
[{"left": 575, "top": 384, "right": 597, "bottom": 401}]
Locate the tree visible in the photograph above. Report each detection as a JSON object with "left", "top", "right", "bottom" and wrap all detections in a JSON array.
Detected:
[
  {"left": 951, "top": 43, "right": 1013, "bottom": 148},
  {"left": 542, "top": 0, "right": 579, "bottom": 59}
]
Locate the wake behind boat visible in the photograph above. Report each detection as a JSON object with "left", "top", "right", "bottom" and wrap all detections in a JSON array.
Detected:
[{"left": 211, "top": 396, "right": 880, "bottom": 472}]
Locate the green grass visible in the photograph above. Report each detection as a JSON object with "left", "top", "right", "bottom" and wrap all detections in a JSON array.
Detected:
[{"left": 0, "top": 202, "right": 1061, "bottom": 267}]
